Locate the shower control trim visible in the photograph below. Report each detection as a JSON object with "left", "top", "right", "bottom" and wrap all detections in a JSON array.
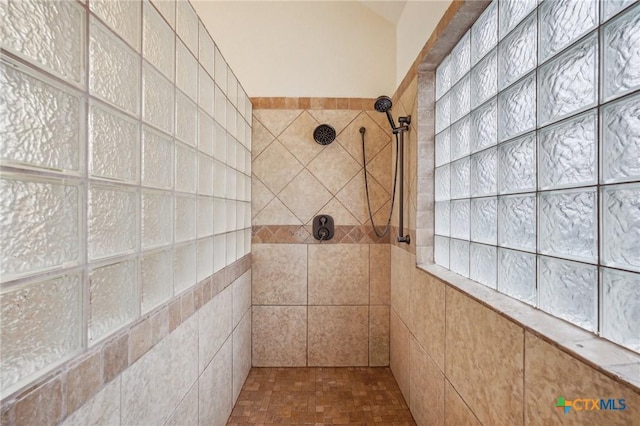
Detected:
[{"left": 312, "top": 215, "right": 334, "bottom": 241}]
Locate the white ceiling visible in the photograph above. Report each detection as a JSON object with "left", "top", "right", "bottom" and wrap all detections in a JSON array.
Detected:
[{"left": 359, "top": 0, "right": 408, "bottom": 24}]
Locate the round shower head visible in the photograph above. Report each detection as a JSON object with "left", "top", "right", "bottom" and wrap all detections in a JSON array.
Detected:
[{"left": 374, "top": 96, "right": 393, "bottom": 113}]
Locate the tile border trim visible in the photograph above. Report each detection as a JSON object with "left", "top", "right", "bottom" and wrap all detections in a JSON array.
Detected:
[
  {"left": 249, "top": 97, "right": 378, "bottom": 110},
  {"left": 0, "top": 254, "right": 252, "bottom": 426},
  {"left": 252, "top": 225, "right": 390, "bottom": 244}
]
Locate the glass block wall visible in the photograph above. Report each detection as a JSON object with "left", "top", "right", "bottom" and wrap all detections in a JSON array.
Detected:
[
  {"left": 0, "top": 0, "right": 252, "bottom": 397},
  {"left": 434, "top": 0, "right": 639, "bottom": 353}
]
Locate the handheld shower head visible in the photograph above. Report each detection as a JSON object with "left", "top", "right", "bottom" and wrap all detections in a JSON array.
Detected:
[{"left": 374, "top": 95, "right": 397, "bottom": 131}]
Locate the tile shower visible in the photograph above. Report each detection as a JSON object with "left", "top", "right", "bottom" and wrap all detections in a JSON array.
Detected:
[{"left": 1, "top": 0, "right": 252, "bottom": 424}]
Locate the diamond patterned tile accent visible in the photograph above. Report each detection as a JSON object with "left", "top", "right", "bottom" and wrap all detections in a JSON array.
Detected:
[
  {"left": 251, "top": 118, "right": 276, "bottom": 159},
  {"left": 278, "top": 111, "right": 323, "bottom": 165},
  {"left": 251, "top": 174, "right": 275, "bottom": 218},
  {"left": 338, "top": 112, "right": 391, "bottom": 166},
  {"left": 337, "top": 171, "right": 390, "bottom": 224},
  {"left": 278, "top": 170, "right": 333, "bottom": 224},
  {"left": 307, "top": 143, "right": 361, "bottom": 195},
  {"left": 308, "top": 110, "right": 359, "bottom": 134},
  {"left": 366, "top": 143, "right": 392, "bottom": 191},
  {"left": 315, "top": 197, "right": 360, "bottom": 226},
  {"left": 253, "top": 197, "right": 301, "bottom": 226},
  {"left": 254, "top": 109, "right": 302, "bottom": 137},
  {"left": 252, "top": 140, "right": 303, "bottom": 194}
]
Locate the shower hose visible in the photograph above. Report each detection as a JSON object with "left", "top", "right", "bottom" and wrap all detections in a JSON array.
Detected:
[{"left": 360, "top": 127, "right": 399, "bottom": 238}]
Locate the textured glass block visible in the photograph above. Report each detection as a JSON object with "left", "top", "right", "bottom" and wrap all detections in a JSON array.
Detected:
[
  {"left": 450, "top": 116, "right": 470, "bottom": 161},
  {"left": 434, "top": 236, "right": 450, "bottom": 268},
  {"left": 1, "top": 274, "right": 81, "bottom": 394},
  {"left": 539, "top": 188, "right": 597, "bottom": 263},
  {"left": 435, "top": 165, "right": 450, "bottom": 202},
  {"left": 471, "top": 1, "right": 498, "bottom": 66},
  {"left": 539, "top": 0, "right": 598, "bottom": 63},
  {"left": 142, "top": 0, "right": 174, "bottom": 80},
  {"left": 603, "top": 0, "right": 636, "bottom": 21},
  {"left": 498, "top": 133, "right": 536, "bottom": 194},
  {"left": 498, "top": 73, "right": 536, "bottom": 141},
  {"left": 470, "top": 243, "right": 497, "bottom": 288},
  {"left": 227, "top": 100, "right": 237, "bottom": 138},
  {"left": 198, "top": 196, "right": 214, "bottom": 237},
  {"left": 435, "top": 201, "right": 450, "bottom": 236},
  {"left": 471, "top": 49, "right": 497, "bottom": 109},
  {"left": 199, "top": 155, "right": 214, "bottom": 196},
  {"left": 141, "top": 249, "right": 173, "bottom": 314},
  {"left": 175, "top": 143, "right": 197, "bottom": 193},
  {"left": 198, "top": 67, "right": 215, "bottom": 118},
  {"left": 498, "top": 248, "right": 536, "bottom": 305},
  {"left": 215, "top": 46, "right": 228, "bottom": 93},
  {"left": 450, "top": 199, "right": 470, "bottom": 240},
  {"left": 88, "top": 185, "right": 137, "bottom": 260},
  {"left": 150, "top": 0, "right": 175, "bottom": 28},
  {"left": 174, "top": 242, "right": 196, "bottom": 293},
  {"left": 199, "top": 22, "right": 215, "bottom": 78},
  {"left": 437, "top": 55, "right": 451, "bottom": 99},
  {"left": 226, "top": 231, "right": 237, "bottom": 265},
  {"left": 450, "top": 158, "right": 470, "bottom": 200},
  {"left": 499, "top": 0, "right": 537, "bottom": 39},
  {"left": 538, "top": 110, "right": 597, "bottom": 190},
  {"left": 89, "top": 259, "right": 138, "bottom": 343},
  {"left": 143, "top": 64, "right": 174, "bottom": 134},
  {"left": 214, "top": 160, "right": 227, "bottom": 198},
  {"left": 142, "top": 127, "right": 173, "bottom": 189},
  {"left": 498, "top": 194, "right": 536, "bottom": 252},
  {"left": 450, "top": 75, "right": 470, "bottom": 123},
  {"left": 450, "top": 239, "right": 470, "bottom": 278},
  {"left": 1, "top": 176, "right": 80, "bottom": 281},
  {"left": 471, "top": 147, "right": 497, "bottom": 197},
  {"left": 142, "top": 191, "right": 173, "bottom": 249},
  {"left": 89, "top": 18, "right": 139, "bottom": 115},
  {"left": 538, "top": 256, "right": 597, "bottom": 331},
  {"left": 90, "top": 0, "right": 140, "bottom": 51},
  {"left": 228, "top": 71, "right": 238, "bottom": 107},
  {"left": 498, "top": 13, "right": 537, "bottom": 90},
  {"left": 470, "top": 98, "right": 498, "bottom": 153},
  {"left": 214, "top": 198, "right": 227, "bottom": 235},
  {"left": 601, "top": 183, "right": 640, "bottom": 272},
  {"left": 197, "top": 237, "right": 214, "bottom": 282},
  {"left": 176, "top": 0, "right": 198, "bottom": 55},
  {"left": 199, "top": 110, "right": 215, "bottom": 156},
  {"left": 176, "top": 91, "right": 197, "bottom": 146},
  {"left": 0, "top": 59, "right": 82, "bottom": 173},
  {"left": 1, "top": 0, "right": 84, "bottom": 85},
  {"left": 451, "top": 32, "right": 470, "bottom": 85},
  {"left": 226, "top": 194, "right": 237, "bottom": 228},
  {"left": 89, "top": 101, "right": 139, "bottom": 183},
  {"left": 603, "top": 5, "right": 640, "bottom": 101},
  {"left": 213, "top": 235, "right": 226, "bottom": 273},
  {"left": 471, "top": 197, "right": 497, "bottom": 245},
  {"left": 214, "top": 84, "right": 226, "bottom": 127},
  {"left": 602, "top": 268, "right": 640, "bottom": 352},
  {"left": 175, "top": 194, "right": 196, "bottom": 242},
  {"left": 176, "top": 40, "right": 198, "bottom": 103},
  {"left": 539, "top": 33, "right": 598, "bottom": 126},
  {"left": 601, "top": 92, "right": 640, "bottom": 184}
]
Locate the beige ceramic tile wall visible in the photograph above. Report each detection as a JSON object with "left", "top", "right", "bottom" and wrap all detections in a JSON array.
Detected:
[
  {"left": 251, "top": 107, "right": 393, "bottom": 367},
  {"left": 59, "top": 271, "right": 252, "bottom": 426},
  {"left": 390, "top": 244, "right": 640, "bottom": 425}
]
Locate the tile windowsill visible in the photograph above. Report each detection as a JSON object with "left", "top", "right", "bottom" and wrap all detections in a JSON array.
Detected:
[{"left": 417, "top": 263, "right": 640, "bottom": 392}]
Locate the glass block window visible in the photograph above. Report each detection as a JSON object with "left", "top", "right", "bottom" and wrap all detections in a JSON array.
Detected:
[
  {"left": 0, "top": 0, "right": 253, "bottom": 397},
  {"left": 434, "top": 0, "right": 640, "bottom": 353}
]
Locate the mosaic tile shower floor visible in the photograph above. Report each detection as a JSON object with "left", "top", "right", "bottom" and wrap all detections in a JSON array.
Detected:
[{"left": 227, "top": 367, "right": 416, "bottom": 425}]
